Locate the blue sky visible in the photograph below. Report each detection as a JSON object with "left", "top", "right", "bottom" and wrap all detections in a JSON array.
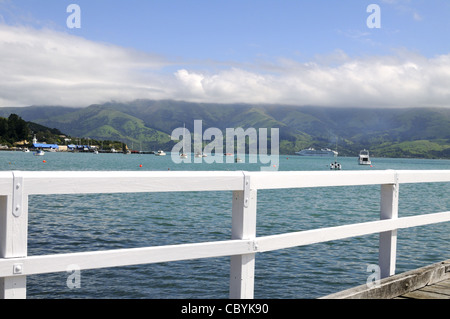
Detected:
[{"left": 1, "top": 0, "right": 450, "bottom": 108}]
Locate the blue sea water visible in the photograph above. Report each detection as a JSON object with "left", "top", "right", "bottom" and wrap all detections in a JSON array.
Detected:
[{"left": 1, "top": 151, "right": 449, "bottom": 299}]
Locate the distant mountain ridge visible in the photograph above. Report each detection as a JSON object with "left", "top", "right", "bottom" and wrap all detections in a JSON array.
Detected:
[{"left": 1, "top": 100, "right": 450, "bottom": 158}]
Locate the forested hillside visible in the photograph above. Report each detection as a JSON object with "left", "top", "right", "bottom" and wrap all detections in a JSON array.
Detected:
[{"left": 2, "top": 100, "right": 450, "bottom": 158}]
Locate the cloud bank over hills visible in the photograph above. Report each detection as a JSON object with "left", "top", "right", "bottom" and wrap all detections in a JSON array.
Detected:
[{"left": 1, "top": 23, "right": 450, "bottom": 109}]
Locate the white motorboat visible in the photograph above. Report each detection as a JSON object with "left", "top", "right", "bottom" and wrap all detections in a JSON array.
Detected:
[
  {"left": 358, "top": 149, "right": 371, "bottom": 165},
  {"left": 155, "top": 150, "right": 166, "bottom": 156},
  {"left": 33, "top": 150, "right": 45, "bottom": 156}
]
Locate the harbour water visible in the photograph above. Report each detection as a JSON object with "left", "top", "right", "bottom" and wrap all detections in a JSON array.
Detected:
[{"left": 1, "top": 151, "right": 450, "bottom": 299}]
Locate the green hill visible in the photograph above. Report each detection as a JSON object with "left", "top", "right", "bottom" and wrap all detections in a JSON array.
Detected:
[{"left": 2, "top": 100, "right": 450, "bottom": 158}]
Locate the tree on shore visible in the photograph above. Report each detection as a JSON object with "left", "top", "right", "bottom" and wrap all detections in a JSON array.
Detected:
[{"left": 0, "top": 114, "right": 30, "bottom": 145}]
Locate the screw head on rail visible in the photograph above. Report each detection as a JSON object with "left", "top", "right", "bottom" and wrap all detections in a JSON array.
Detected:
[{"left": 13, "top": 263, "right": 23, "bottom": 274}]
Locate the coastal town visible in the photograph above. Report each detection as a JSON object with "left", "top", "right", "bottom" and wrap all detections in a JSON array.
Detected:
[
  {"left": 1, "top": 134, "right": 133, "bottom": 154},
  {"left": 0, "top": 114, "right": 134, "bottom": 154}
]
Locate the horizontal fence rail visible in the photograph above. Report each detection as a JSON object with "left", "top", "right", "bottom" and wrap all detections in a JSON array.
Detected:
[{"left": 1, "top": 170, "right": 450, "bottom": 298}]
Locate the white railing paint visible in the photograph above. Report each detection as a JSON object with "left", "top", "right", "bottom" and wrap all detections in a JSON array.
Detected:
[{"left": 1, "top": 170, "right": 450, "bottom": 299}]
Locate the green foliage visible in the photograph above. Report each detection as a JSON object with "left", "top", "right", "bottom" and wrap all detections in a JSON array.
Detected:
[
  {"left": 3, "top": 101, "right": 450, "bottom": 158},
  {"left": 0, "top": 113, "right": 125, "bottom": 150},
  {"left": 0, "top": 114, "right": 30, "bottom": 145},
  {"left": 371, "top": 140, "right": 450, "bottom": 159}
]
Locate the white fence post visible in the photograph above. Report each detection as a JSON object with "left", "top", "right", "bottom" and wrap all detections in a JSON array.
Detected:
[
  {"left": 378, "top": 179, "right": 399, "bottom": 279},
  {"left": 229, "top": 174, "right": 257, "bottom": 299},
  {"left": 0, "top": 170, "right": 449, "bottom": 299},
  {"left": 0, "top": 173, "right": 28, "bottom": 299}
]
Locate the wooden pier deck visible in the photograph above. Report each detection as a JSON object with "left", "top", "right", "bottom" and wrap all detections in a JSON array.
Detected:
[
  {"left": 395, "top": 278, "right": 450, "bottom": 299},
  {"left": 322, "top": 259, "right": 450, "bottom": 299}
]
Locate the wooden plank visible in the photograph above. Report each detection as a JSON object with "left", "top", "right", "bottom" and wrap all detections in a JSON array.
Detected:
[
  {"left": 0, "top": 174, "right": 28, "bottom": 299},
  {"left": 3, "top": 170, "right": 450, "bottom": 196},
  {"left": 321, "top": 259, "right": 450, "bottom": 299},
  {"left": 229, "top": 187, "right": 258, "bottom": 299},
  {"left": 397, "top": 170, "right": 450, "bottom": 184},
  {"left": 19, "top": 171, "right": 243, "bottom": 196},
  {"left": 401, "top": 290, "right": 450, "bottom": 299},
  {"left": 420, "top": 285, "right": 450, "bottom": 296},
  {"left": 250, "top": 170, "right": 397, "bottom": 190},
  {"left": 256, "top": 212, "right": 450, "bottom": 253},
  {"left": 19, "top": 171, "right": 245, "bottom": 195},
  {"left": 0, "top": 276, "right": 26, "bottom": 299},
  {"left": 0, "top": 172, "right": 13, "bottom": 195},
  {"left": 432, "top": 279, "right": 450, "bottom": 289},
  {"left": 379, "top": 183, "right": 399, "bottom": 278},
  {"left": 249, "top": 170, "right": 450, "bottom": 190},
  {"left": 0, "top": 239, "right": 255, "bottom": 277},
  {"left": 7, "top": 170, "right": 450, "bottom": 195}
]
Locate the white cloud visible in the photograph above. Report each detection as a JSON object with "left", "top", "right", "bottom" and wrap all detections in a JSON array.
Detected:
[
  {"left": 1, "top": 24, "right": 450, "bottom": 109},
  {"left": 0, "top": 24, "right": 171, "bottom": 107},
  {"left": 413, "top": 12, "right": 423, "bottom": 21},
  {"left": 172, "top": 54, "right": 450, "bottom": 108}
]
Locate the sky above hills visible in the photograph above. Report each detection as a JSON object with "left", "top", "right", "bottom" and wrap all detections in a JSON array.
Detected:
[{"left": 1, "top": 0, "right": 450, "bottom": 108}]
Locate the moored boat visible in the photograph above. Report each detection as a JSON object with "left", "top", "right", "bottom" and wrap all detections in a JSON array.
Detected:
[{"left": 358, "top": 149, "right": 371, "bottom": 165}]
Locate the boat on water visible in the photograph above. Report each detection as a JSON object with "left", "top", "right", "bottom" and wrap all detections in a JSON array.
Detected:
[
  {"left": 296, "top": 148, "right": 338, "bottom": 157},
  {"left": 358, "top": 149, "right": 371, "bottom": 165},
  {"left": 330, "top": 161, "right": 342, "bottom": 170},
  {"left": 33, "top": 150, "right": 45, "bottom": 156},
  {"left": 180, "top": 123, "right": 188, "bottom": 159},
  {"left": 155, "top": 150, "right": 166, "bottom": 156},
  {"left": 194, "top": 152, "right": 208, "bottom": 158},
  {"left": 23, "top": 148, "right": 30, "bottom": 153}
]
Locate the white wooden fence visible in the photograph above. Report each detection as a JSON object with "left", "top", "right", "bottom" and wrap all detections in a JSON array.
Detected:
[{"left": 1, "top": 170, "right": 450, "bottom": 299}]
